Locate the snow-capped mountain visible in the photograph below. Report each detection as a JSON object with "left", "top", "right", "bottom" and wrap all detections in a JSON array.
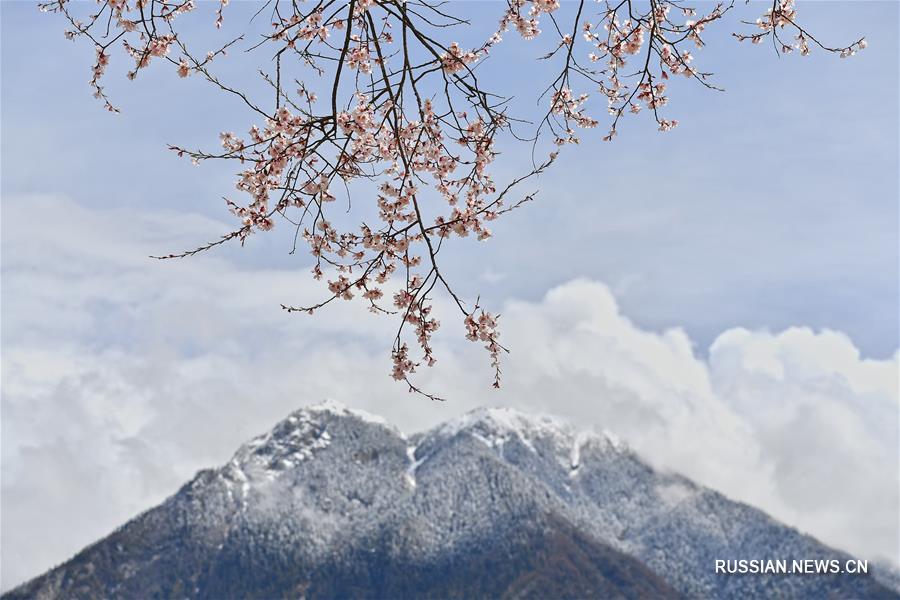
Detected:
[{"left": 6, "top": 401, "right": 897, "bottom": 599}]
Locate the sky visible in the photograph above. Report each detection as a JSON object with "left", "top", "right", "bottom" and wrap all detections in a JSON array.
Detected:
[{"left": 1, "top": 0, "right": 898, "bottom": 591}]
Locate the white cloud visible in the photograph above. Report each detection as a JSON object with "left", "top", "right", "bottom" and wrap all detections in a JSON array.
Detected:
[{"left": 2, "top": 194, "right": 897, "bottom": 590}]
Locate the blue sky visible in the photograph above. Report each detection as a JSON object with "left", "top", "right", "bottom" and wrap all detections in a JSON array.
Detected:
[
  {"left": 2, "top": 0, "right": 898, "bottom": 590},
  {"left": 2, "top": 1, "right": 898, "bottom": 356}
]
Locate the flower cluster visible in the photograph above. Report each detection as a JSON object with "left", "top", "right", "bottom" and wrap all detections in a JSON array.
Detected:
[
  {"left": 551, "top": 88, "right": 598, "bottom": 132},
  {"left": 734, "top": 0, "right": 866, "bottom": 58},
  {"left": 464, "top": 309, "right": 503, "bottom": 388},
  {"left": 440, "top": 42, "right": 478, "bottom": 74}
]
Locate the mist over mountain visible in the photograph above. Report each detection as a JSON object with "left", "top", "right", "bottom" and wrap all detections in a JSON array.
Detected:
[{"left": 6, "top": 401, "right": 897, "bottom": 599}]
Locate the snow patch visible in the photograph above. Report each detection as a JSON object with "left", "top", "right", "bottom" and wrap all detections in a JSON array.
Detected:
[
  {"left": 433, "top": 406, "right": 628, "bottom": 465},
  {"left": 226, "top": 410, "right": 332, "bottom": 492},
  {"left": 569, "top": 432, "right": 593, "bottom": 477},
  {"left": 405, "top": 445, "right": 426, "bottom": 488},
  {"left": 436, "top": 406, "right": 572, "bottom": 451},
  {"left": 305, "top": 398, "right": 391, "bottom": 428}
]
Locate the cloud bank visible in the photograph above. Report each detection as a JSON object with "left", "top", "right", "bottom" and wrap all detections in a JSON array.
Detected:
[{"left": 2, "top": 194, "right": 897, "bottom": 590}]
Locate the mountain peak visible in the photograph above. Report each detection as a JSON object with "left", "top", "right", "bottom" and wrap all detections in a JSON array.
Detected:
[
  {"left": 299, "top": 398, "right": 393, "bottom": 427},
  {"left": 431, "top": 405, "right": 627, "bottom": 457},
  {"left": 218, "top": 399, "right": 398, "bottom": 496}
]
